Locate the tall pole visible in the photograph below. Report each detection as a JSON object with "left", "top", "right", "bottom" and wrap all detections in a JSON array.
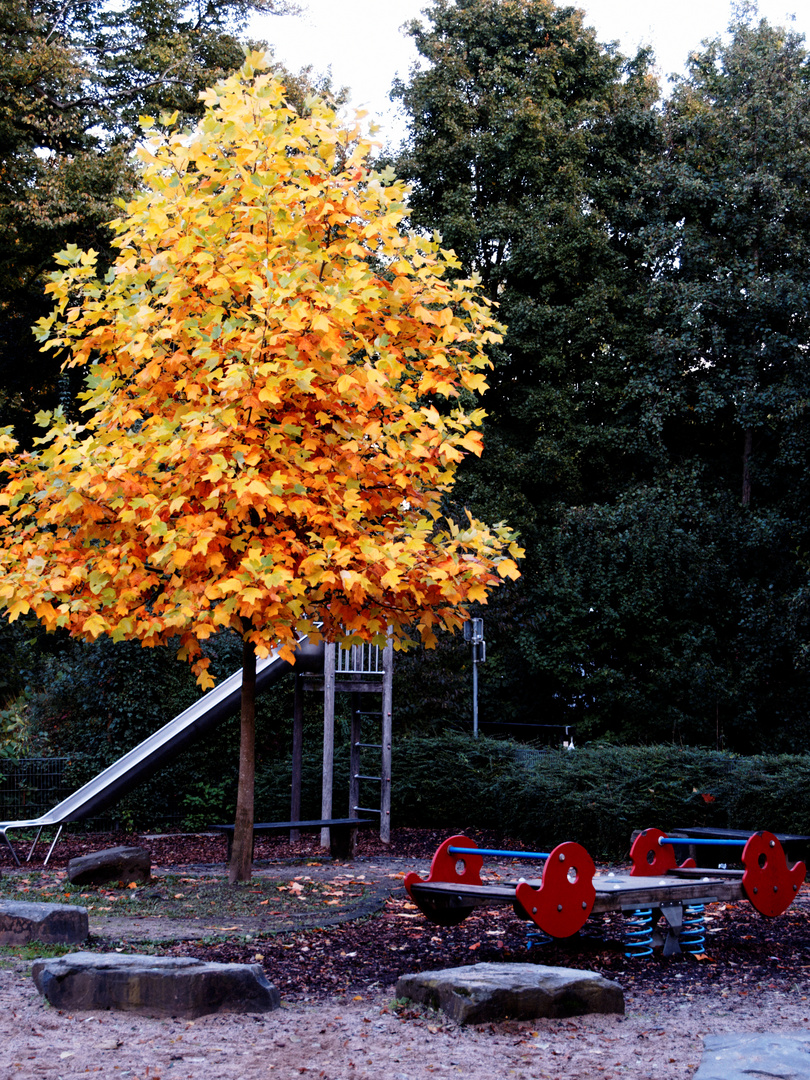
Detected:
[
  {"left": 465, "top": 618, "right": 484, "bottom": 739},
  {"left": 472, "top": 651, "right": 479, "bottom": 739}
]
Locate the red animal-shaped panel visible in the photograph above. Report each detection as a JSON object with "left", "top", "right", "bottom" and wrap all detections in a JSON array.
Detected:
[
  {"left": 514, "top": 841, "right": 595, "bottom": 938},
  {"left": 629, "top": 828, "right": 696, "bottom": 877},
  {"left": 404, "top": 834, "right": 483, "bottom": 902},
  {"left": 742, "top": 831, "right": 805, "bottom": 917}
]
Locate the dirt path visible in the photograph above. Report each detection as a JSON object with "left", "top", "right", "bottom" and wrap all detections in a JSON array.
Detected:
[{"left": 1, "top": 964, "right": 808, "bottom": 1080}]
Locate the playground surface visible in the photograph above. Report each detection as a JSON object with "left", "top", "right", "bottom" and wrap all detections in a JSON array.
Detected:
[{"left": 1, "top": 828, "right": 809, "bottom": 1079}]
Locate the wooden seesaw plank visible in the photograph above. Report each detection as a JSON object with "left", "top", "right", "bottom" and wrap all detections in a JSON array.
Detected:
[{"left": 408, "top": 871, "right": 746, "bottom": 915}]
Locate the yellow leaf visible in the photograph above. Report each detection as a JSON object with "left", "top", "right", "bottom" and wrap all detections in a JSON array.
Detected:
[
  {"left": 6, "top": 599, "right": 30, "bottom": 622},
  {"left": 84, "top": 614, "right": 108, "bottom": 639}
]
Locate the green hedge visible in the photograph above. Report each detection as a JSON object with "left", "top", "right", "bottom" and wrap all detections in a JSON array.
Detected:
[
  {"left": 251, "top": 736, "right": 810, "bottom": 859},
  {"left": 31, "top": 732, "right": 810, "bottom": 850}
]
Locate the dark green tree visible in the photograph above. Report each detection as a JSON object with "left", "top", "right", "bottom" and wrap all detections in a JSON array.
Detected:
[
  {"left": 392, "top": 0, "right": 660, "bottom": 541},
  {"left": 540, "top": 13, "right": 810, "bottom": 750},
  {"left": 389, "top": 0, "right": 662, "bottom": 735},
  {"left": 645, "top": 12, "right": 810, "bottom": 512},
  {"left": 392, "top": 3, "right": 810, "bottom": 750}
]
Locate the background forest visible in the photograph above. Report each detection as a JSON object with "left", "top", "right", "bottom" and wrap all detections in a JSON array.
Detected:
[{"left": 1, "top": 0, "right": 809, "bottom": 803}]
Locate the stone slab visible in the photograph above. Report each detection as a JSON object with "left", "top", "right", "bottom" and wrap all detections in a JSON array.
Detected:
[
  {"left": 68, "top": 846, "right": 151, "bottom": 886},
  {"left": 396, "top": 962, "right": 624, "bottom": 1024},
  {"left": 694, "top": 1033, "right": 810, "bottom": 1079},
  {"left": 0, "top": 900, "right": 89, "bottom": 945},
  {"left": 32, "top": 952, "right": 280, "bottom": 1018}
]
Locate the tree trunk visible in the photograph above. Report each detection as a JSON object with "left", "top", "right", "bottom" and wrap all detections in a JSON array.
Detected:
[{"left": 229, "top": 636, "right": 257, "bottom": 884}]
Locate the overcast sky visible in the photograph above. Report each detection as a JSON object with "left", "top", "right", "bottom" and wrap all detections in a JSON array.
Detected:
[{"left": 252, "top": 0, "right": 809, "bottom": 143}]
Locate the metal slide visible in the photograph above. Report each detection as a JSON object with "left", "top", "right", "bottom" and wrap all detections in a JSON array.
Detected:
[{"left": 0, "top": 637, "right": 324, "bottom": 866}]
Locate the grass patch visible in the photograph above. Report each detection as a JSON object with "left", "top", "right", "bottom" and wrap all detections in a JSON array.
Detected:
[
  {"left": 0, "top": 870, "right": 373, "bottom": 921},
  {"left": 0, "top": 942, "right": 74, "bottom": 968}
]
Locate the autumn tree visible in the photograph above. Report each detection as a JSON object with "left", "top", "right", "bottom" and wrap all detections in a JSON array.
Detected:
[{"left": 0, "top": 54, "right": 521, "bottom": 880}]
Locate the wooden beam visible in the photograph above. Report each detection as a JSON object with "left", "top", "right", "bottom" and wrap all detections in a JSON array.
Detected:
[{"left": 321, "top": 643, "right": 336, "bottom": 849}]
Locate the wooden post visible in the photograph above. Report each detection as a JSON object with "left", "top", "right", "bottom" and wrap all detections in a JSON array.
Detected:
[
  {"left": 321, "top": 642, "right": 336, "bottom": 849},
  {"left": 290, "top": 674, "right": 303, "bottom": 842},
  {"left": 349, "top": 693, "right": 362, "bottom": 819},
  {"left": 380, "top": 629, "right": 394, "bottom": 844}
]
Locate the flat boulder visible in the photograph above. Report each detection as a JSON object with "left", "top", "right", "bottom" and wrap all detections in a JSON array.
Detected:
[
  {"left": 0, "top": 900, "right": 88, "bottom": 945},
  {"left": 32, "top": 952, "right": 280, "bottom": 1018},
  {"left": 396, "top": 962, "right": 624, "bottom": 1025},
  {"left": 67, "top": 846, "right": 151, "bottom": 886},
  {"left": 694, "top": 1033, "right": 810, "bottom": 1079}
]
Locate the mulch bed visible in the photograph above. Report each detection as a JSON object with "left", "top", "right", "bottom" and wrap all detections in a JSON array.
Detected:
[{"left": 7, "top": 828, "right": 810, "bottom": 1004}]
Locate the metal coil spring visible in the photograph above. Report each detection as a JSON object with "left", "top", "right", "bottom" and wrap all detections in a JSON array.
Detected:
[
  {"left": 680, "top": 903, "right": 706, "bottom": 955},
  {"left": 625, "top": 908, "right": 654, "bottom": 958},
  {"left": 526, "top": 927, "right": 552, "bottom": 949}
]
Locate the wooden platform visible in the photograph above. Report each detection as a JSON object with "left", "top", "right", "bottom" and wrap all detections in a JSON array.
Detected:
[{"left": 408, "top": 869, "right": 745, "bottom": 916}]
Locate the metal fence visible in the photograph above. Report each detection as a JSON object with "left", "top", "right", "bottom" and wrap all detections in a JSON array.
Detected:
[
  {"left": 0, "top": 757, "right": 71, "bottom": 821},
  {"left": 511, "top": 746, "right": 549, "bottom": 769}
]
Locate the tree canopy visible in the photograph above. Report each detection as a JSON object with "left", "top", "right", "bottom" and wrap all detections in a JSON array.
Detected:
[
  {"left": 392, "top": 0, "right": 660, "bottom": 542},
  {"left": 0, "top": 53, "right": 521, "bottom": 682},
  {"left": 3, "top": 0, "right": 810, "bottom": 758}
]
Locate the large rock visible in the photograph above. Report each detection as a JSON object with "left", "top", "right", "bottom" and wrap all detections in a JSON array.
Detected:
[
  {"left": 396, "top": 962, "right": 624, "bottom": 1024},
  {"left": 694, "top": 1033, "right": 810, "bottom": 1079},
  {"left": 67, "top": 846, "right": 151, "bottom": 886},
  {"left": 0, "top": 900, "right": 89, "bottom": 945},
  {"left": 32, "top": 952, "right": 280, "bottom": 1018}
]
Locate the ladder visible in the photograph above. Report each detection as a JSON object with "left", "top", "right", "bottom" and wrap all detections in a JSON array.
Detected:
[{"left": 293, "top": 634, "right": 393, "bottom": 848}]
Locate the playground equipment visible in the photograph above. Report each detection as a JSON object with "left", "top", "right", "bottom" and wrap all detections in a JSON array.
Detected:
[
  {"left": 295, "top": 636, "right": 393, "bottom": 846},
  {"left": 404, "top": 829, "right": 806, "bottom": 956},
  {"left": 0, "top": 636, "right": 324, "bottom": 866},
  {"left": 0, "top": 630, "right": 396, "bottom": 866}
]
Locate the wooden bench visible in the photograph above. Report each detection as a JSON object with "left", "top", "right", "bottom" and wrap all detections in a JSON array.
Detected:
[{"left": 210, "top": 818, "right": 376, "bottom": 861}]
